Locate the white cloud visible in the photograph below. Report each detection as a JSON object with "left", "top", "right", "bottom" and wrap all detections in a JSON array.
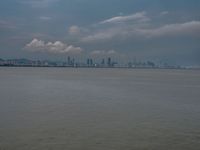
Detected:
[
  {"left": 90, "top": 50, "right": 117, "bottom": 56},
  {"left": 82, "top": 29, "right": 118, "bottom": 42},
  {"left": 68, "top": 25, "right": 81, "bottom": 35},
  {"left": 160, "top": 11, "right": 169, "bottom": 16},
  {"left": 138, "top": 21, "right": 200, "bottom": 38},
  {"left": 39, "top": 16, "right": 52, "bottom": 21},
  {"left": 82, "top": 21, "right": 200, "bottom": 42},
  {"left": 100, "top": 11, "right": 150, "bottom": 24},
  {"left": 81, "top": 26, "right": 133, "bottom": 42},
  {"left": 82, "top": 11, "right": 150, "bottom": 42},
  {"left": 25, "top": 38, "right": 83, "bottom": 54}
]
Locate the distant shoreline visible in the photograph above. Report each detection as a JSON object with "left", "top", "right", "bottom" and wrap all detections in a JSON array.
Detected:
[{"left": 0, "top": 65, "right": 199, "bottom": 70}]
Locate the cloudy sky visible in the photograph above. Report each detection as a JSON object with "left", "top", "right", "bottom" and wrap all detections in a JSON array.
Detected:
[{"left": 0, "top": 0, "right": 200, "bottom": 65}]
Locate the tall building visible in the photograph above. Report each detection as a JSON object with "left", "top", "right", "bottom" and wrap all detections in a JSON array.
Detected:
[
  {"left": 87, "top": 58, "right": 93, "bottom": 67},
  {"left": 87, "top": 59, "right": 90, "bottom": 66},
  {"left": 90, "top": 59, "right": 93, "bottom": 66},
  {"left": 107, "top": 57, "right": 111, "bottom": 67},
  {"left": 101, "top": 59, "right": 105, "bottom": 66},
  {"left": 67, "top": 56, "right": 71, "bottom": 66},
  {"left": 72, "top": 58, "right": 75, "bottom": 66}
]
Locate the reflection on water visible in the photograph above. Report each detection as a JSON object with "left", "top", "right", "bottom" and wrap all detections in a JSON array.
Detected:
[{"left": 0, "top": 67, "right": 200, "bottom": 150}]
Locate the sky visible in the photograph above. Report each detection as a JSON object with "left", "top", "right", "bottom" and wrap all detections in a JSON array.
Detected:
[{"left": 0, "top": 0, "right": 200, "bottom": 65}]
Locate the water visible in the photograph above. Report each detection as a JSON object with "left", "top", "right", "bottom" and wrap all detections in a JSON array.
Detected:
[{"left": 0, "top": 67, "right": 200, "bottom": 150}]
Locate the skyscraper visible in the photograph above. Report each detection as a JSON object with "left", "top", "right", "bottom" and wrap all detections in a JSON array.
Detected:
[
  {"left": 67, "top": 56, "right": 71, "bottom": 66},
  {"left": 87, "top": 58, "right": 93, "bottom": 67},
  {"left": 107, "top": 57, "right": 111, "bottom": 67},
  {"left": 101, "top": 59, "right": 105, "bottom": 66}
]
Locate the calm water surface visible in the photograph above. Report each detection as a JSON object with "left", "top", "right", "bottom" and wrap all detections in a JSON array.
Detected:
[{"left": 0, "top": 67, "right": 200, "bottom": 150}]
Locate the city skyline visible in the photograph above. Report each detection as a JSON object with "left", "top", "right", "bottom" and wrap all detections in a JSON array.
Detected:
[
  {"left": 0, "top": 56, "right": 185, "bottom": 69},
  {"left": 0, "top": 0, "right": 200, "bottom": 66}
]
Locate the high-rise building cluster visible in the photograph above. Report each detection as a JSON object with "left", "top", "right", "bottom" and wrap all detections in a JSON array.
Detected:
[{"left": 0, "top": 57, "right": 183, "bottom": 69}]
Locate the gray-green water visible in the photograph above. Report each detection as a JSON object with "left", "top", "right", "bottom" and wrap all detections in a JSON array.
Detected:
[{"left": 0, "top": 67, "right": 200, "bottom": 150}]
